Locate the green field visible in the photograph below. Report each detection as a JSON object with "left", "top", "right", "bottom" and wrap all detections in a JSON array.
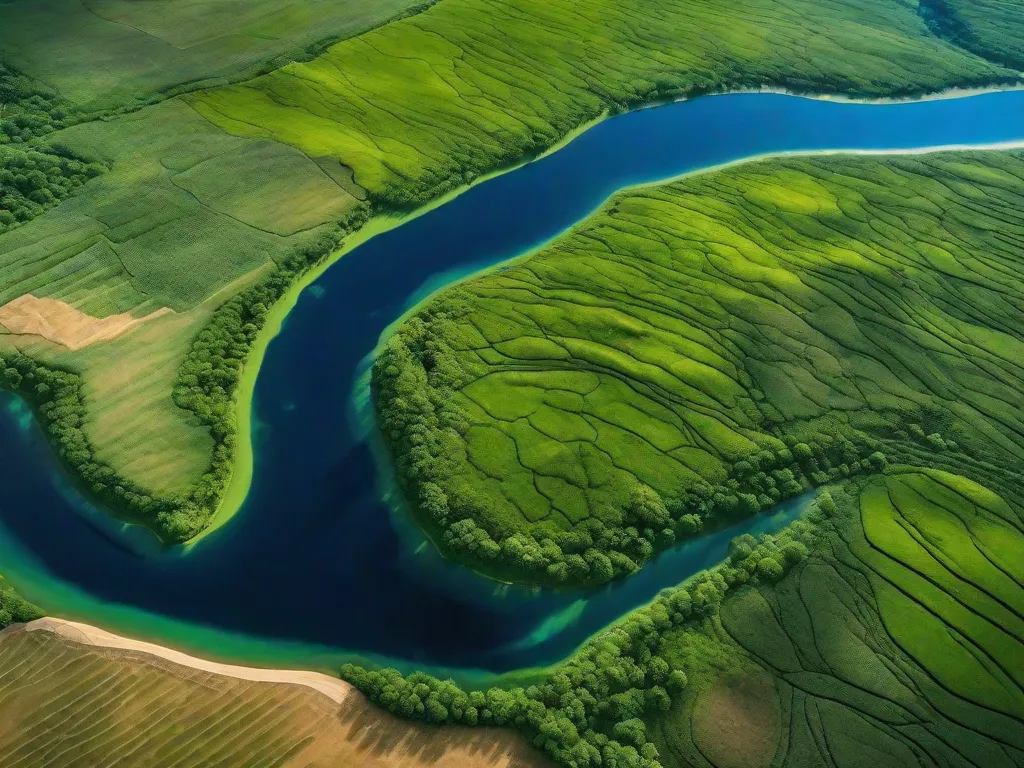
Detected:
[
  {"left": 375, "top": 151, "right": 1024, "bottom": 585},
  {"left": 0, "top": 0, "right": 430, "bottom": 110},
  {"left": 650, "top": 469, "right": 1024, "bottom": 768},
  {"left": 192, "top": 0, "right": 1016, "bottom": 208}
]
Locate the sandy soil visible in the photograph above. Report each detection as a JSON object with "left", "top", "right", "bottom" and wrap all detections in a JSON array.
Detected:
[
  {"left": 0, "top": 294, "right": 171, "bottom": 350},
  {"left": 25, "top": 617, "right": 356, "bottom": 705}
]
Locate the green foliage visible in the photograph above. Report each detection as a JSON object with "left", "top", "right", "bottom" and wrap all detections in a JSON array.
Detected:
[
  {"left": 0, "top": 63, "right": 74, "bottom": 143},
  {"left": 0, "top": 146, "right": 104, "bottom": 233},
  {"left": 0, "top": 0, "right": 432, "bottom": 110},
  {"left": 920, "top": 0, "right": 1024, "bottom": 69},
  {"left": 0, "top": 204, "right": 370, "bottom": 541},
  {"left": 0, "top": 576, "right": 39, "bottom": 629}
]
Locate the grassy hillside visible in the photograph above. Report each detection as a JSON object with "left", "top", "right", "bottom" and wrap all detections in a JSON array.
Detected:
[
  {"left": 375, "top": 151, "right": 1024, "bottom": 585},
  {"left": 192, "top": 0, "right": 1015, "bottom": 207},
  {"left": 0, "top": 0, "right": 431, "bottom": 110},
  {"left": 0, "top": 626, "right": 553, "bottom": 768},
  {"left": 345, "top": 470, "right": 1024, "bottom": 768},
  {"left": 920, "top": 0, "right": 1024, "bottom": 69}
]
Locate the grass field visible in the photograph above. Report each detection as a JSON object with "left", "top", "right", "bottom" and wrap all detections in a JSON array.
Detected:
[
  {"left": 649, "top": 469, "right": 1024, "bottom": 768},
  {"left": 375, "top": 150, "right": 1024, "bottom": 584},
  {"left": 921, "top": 0, "right": 1024, "bottom": 69},
  {"left": 0, "top": 0, "right": 430, "bottom": 110},
  {"left": 192, "top": 0, "right": 1017, "bottom": 208},
  {"left": 0, "top": 626, "right": 552, "bottom": 768}
]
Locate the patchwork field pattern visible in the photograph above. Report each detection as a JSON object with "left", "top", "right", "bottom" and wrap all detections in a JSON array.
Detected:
[
  {"left": 650, "top": 470, "right": 1024, "bottom": 768},
  {"left": 0, "top": 0, "right": 429, "bottom": 109},
  {"left": 0, "top": 627, "right": 551, "bottom": 768},
  {"left": 192, "top": 0, "right": 1015, "bottom": 206},
  {"left": 376, "top": 151, "right": 1024, "bottom": 584}
]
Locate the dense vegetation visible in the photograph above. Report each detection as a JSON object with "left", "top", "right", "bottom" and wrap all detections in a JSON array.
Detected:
[
  {"left": 0, "top": 63, "right": 74, "bottom": 144},
  {"left": 0, "top": 576, "right": 38, "bottom": 629},
  {"left": 920, "top": 0, "right": 1024, "bottom": 69},
  {"left": 4, "top": 0, "right": 1024, "bottom": 541},
  {"left": 0, "top": 203, "right": 369, "bottom": 541},
  {"left": 345, "top": 469, "right": 1023, "bottom": 768},
  {"left": 375, "top": 151, "right": 1024, "bottom": 586},
  {"left": 0, "top": 147, "right": 104, "bottom": 234},
  {"left": 0, "top": 64, "right": 103, "bottom": 235},
  {"left": 193, "top": 0, "right": 1017, "bottom": 208}
]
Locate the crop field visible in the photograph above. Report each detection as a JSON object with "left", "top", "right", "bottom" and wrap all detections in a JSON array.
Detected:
[
  {"left": 376, "top": 151, "right": 1024, "bottom": 584},
  {"left": 649, "top": 469, "right": 1024, "bottom": 768},
  {"left": 191, "top": 0, "right": 1017, "bottom": 208},
  {"left": 0, "top": 626, "right": 551, "bottom": 768},
  {"left": 0, "top": 0, "right": 429, "bottom": 110}
]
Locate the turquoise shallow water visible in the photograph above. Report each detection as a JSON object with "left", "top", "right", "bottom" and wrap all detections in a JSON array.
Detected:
[{"left": 1, "top": 90, "right": 1022, "bottom": 679}]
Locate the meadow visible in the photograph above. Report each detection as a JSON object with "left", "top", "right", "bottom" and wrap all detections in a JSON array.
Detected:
[
  {"left": 0, "top": 625, "right": 551, "bottom": 768},
  {"left": 649, "top": 469, "right": 1024, "bottom": 768},
  {"left": 192, "top": 0, "right": 1017, "bottom": 208},
  {"left": 375, "top": 150, "right": 1024, "bottom": 585}
]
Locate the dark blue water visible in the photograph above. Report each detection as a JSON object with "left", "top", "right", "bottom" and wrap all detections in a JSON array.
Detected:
[{"left": 1, "top": 91, "right": 1023, "bottom": 675}]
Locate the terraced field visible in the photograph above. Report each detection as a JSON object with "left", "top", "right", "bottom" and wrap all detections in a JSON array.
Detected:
[
  {"left": 192, "top": 0, "right": 1016, "bottom": 207},
  {"left": 0, "top": 626, "right": 551, "bottom": 768},
  {"left": 375, "top": 150, "right": 1024, "bottom": 585},
  {"left": 649, "top": 469, "right": 1024, "bottom": 768}
]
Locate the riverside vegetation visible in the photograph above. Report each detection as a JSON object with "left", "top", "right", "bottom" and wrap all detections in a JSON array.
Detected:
[
  {"left": 2, "top": 0, "right": 1023, "bottom": 542},
  {"left": 374, "top": 150, "right": 1024, "bottom": 586}
]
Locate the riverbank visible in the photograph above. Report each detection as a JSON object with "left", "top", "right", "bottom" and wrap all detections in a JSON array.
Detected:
[{"left": 193, "top": 84, "right": 1024, "bottom": 546}]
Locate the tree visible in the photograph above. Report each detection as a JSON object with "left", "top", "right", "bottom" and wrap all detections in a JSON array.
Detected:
[{"left": 624, "top": 484, "right": 670, "bottom": 529}]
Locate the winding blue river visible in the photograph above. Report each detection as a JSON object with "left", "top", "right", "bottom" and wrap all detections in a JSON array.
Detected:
[{"left": 1, "top": 91, "right": 1023, "bottom": 679}]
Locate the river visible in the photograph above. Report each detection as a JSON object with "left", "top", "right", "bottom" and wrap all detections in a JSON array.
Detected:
[{"left": 1, "top": 90, "right": 1023, "bottom": 682}]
